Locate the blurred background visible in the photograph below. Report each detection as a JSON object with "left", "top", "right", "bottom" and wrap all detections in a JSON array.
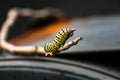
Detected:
[
  {"left": 0, "top": 0, "right": 120, "bottom": 40},
  {"left": 0, "top": 0, "right": 120, "bottom": 79},
  {"left": 0, "top": 0, "right": 120, "bottom": 18},
  {"left": 0, "top": 0, "right": 120, "bottom": 62},
  {"left": 0, "top": 0, "right": 120, "bottom": 38},
  {"left": 0, "top": 0, "right": 120, "bottom": 66},
  {"left": 0, "top": 0, "right": 120, "bottom": 26}
]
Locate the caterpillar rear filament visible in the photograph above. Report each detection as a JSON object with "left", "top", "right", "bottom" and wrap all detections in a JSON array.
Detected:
[{"left": 44, "top": 28, "right": 71, "bottom": 52}]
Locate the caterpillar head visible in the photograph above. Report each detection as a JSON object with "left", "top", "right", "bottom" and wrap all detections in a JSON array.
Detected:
[{"left": 68, "top": 28, "right": 76, "bottom": 37}]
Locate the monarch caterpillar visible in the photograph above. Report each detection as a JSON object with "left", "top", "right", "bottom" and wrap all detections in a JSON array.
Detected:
[{"left": 44, "top": 28, "right": 71, "bottom": 52}]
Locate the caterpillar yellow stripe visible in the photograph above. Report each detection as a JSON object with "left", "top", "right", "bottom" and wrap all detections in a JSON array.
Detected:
[{"left": 44, "top": 28, "right": 70, "bottom": 52}]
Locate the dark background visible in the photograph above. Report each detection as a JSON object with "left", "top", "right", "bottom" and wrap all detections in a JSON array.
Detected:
[
  {"left": 1, "top": 0, "right": 120, "bottom": 39},
  {"left": 0, "top": 0, "right": 120, "bottom": 27}
]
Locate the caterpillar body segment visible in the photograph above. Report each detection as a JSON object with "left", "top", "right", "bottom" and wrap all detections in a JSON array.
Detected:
[{"left": 44, "top": 28, "right": 70, "bottom": 52}]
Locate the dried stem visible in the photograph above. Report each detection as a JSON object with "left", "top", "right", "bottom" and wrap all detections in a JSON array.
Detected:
[
  {"left": 58, "top": 37, "right": 83, "bottom": 51},
  {"left": 0, "top": 8, "right": 82, "bottom": 56}
]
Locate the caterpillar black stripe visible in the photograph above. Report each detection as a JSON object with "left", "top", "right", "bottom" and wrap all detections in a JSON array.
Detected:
[{"left": 44, "top": 28, "right": 70, "bottom": 52}]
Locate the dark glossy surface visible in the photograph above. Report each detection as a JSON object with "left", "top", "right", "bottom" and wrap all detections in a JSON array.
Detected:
[{"left": 0, "top": 57, "right": 119, "bottom": 80}]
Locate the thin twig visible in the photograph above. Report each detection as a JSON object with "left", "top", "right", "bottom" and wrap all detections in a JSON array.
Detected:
[
  {"left": 0, "top": 8, "right": 82, "bottom": 56},
  {"left": 58, "top": 37, "right": 83, "bottom": 51}
]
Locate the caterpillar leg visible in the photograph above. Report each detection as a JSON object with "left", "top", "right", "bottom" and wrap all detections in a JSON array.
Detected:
[{"left": 45, "top": 52, "right": 54, "bottom": 56}]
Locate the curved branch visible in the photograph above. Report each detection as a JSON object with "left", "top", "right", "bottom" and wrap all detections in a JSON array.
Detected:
[{"left": 0, "top": 8, "right": 82, "bottom": 56}]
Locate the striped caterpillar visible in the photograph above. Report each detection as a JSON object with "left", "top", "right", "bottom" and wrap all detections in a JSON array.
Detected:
[{"left": 44, "top": 28, "right": 71, "bottom": 52}]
